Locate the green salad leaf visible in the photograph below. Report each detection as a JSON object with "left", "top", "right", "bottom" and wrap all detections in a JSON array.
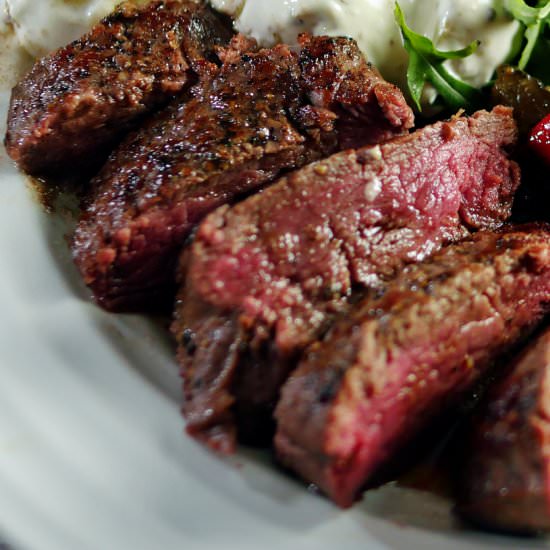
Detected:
[
  {"left": 394, "top": 2, "right": 481, "bottom": 111},
  {"left": 504, "top": 0, "right": 550, "bottom": 72}
]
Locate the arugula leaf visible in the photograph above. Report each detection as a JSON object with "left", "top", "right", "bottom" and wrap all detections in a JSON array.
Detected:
[
  {"left": 394, "top": 2, "right": 481, "bottom": 111},
  {"left": 504, "top": 0, "right": 550, "bottom": 71},
  {"left": 504, "top": 0, "right": 541, "bottom": 25},
  {"left": 521, "top": 27, "right": 550, "bottom": 82}
]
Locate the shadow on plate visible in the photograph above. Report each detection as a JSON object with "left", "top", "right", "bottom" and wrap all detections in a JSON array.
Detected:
[{"left": 35, "top": 187, "right": 550, "bottom": 549}]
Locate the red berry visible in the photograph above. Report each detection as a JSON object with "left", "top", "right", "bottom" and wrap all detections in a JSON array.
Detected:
[{"left": 529, "top": 113, "right": 550, "bottom": 163}]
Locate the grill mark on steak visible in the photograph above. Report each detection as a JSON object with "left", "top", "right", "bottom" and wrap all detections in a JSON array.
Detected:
[
  {"left": 274, "top": 226, "right": 550, "bottom": 508},
  {"left": 4, "top": 1, "right": 233, "bottom": 176},
  {"left": 173, "top": 106, "right": 520, "bottom": 453},
  {"left": 458, "top": 325, "right": 550, "bottom": 533},
  {"left": 72, "top": 34, "right": 413, "bottom": 311}
]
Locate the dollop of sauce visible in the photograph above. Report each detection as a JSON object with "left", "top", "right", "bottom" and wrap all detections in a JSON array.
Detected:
[{"left": 5, "top": 0, "right": 145, "bottom": 57}]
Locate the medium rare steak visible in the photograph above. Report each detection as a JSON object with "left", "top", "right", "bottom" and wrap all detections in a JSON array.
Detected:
[
  {"left": 5, "top": 0, "right": 233, "bottom": 176},
  {"left": 174, "top": 107, "right": 520, "bottom": 452},
  {"left": 73, "top": 34, "right": 413, "bottom": 311},
  {"left": 275, "top": 226, "right": 550, "bottom": 508},
  {"left": 459, "top": 326, "right": 550, "bottom": 533}
]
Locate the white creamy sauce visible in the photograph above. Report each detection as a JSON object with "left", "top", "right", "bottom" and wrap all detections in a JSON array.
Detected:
[
  {"left": 5, "top": 0, "right": 129, "bottom": 57},
  {"left": 211, "top": 0, "right": 519, "bottom": 101},
  {"left": 438, "top": 2, "right": 519, "bottom": 87},
  {"left": 6, "top": 0, "right": 519, "bottom": 105}
]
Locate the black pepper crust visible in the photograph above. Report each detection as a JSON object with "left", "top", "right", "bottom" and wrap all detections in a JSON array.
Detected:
[{"left": 4, "top": 0, "right": 233, "bottom": 176}]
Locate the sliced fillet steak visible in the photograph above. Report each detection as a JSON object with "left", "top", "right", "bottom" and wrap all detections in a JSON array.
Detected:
[
  {"left": 72, "top": 34, "right": 413, "bottom": 311},
  {"left": 459, "top": 326, "right": 550, "bottom": 533},
  {"left": 174, "top": 107, "right": 520, "bottom": 452},
  {"left": 275, "top": 226, "right": 550, "bottom": 508},
  {"left": 5, "top": 0, "right": 233, "bottom": 176}
]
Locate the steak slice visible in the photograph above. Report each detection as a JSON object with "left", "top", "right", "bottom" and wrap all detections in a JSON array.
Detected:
[
  {"left": 4, "top": 0, "right": 233, "bottom": 176},
  {"left": 458, "top": 326, "right": 550, "bottom": 533},
  {"left": 274, "top": 226, "right": 550, "bottom": 508},
  {"left": 72, "top": 34, "right": 413, "bottom": 311},
  {"left": 174, "top": 107, "right": 520, "bottom": 453}
]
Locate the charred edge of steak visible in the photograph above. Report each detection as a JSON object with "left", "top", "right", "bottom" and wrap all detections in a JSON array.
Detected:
[
  {"left": 273, "top": 225, "right": 550, "bottom": 509},
  {"left": 457, "top": 324, "right": 550, "bottom": 534},
  {"left": 174, "top": 107, "right": 520, "bottom": 453},
  {"left": 297, "top": 34, "right": 415, "bottom": 149},
  {"left": 174, "top": 283, "right": 306, "bottom": 451},
  {"left": 175, "top": 290, "right": 241, "bottom": 455},
  {"left": 4, "top": 0, "right": 233, "bottom": 176},
  {"left": 73, "top": 34, "right": 413, "bottom": 312}
]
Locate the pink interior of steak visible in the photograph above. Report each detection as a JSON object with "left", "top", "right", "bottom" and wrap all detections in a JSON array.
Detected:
[
  {"left": 73, "top": 33, "right": 414, "bottom": 311},
  {"left": 175, "top": 107, "right": 519, "bottom": 454},
  {"left": 274, "top": 227, "right": 550, "bottom": 508},
  {"left": 323, "top": 316, "right": 505, "bottom": 507},
  {"left": 189, "top": 108, "right": 519, "bottom": 354}
]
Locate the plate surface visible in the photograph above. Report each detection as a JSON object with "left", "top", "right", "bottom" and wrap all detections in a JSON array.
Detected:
[{"left": 0, "top": 14, "right": 547, "bottom": 550}]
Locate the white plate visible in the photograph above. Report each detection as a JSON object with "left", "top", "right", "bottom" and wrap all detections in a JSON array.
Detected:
[{"left": 0, "top": 17, "right": 547, "bottom": 550}]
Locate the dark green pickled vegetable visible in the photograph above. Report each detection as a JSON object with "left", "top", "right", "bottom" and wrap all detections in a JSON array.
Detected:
[{"left": 492, "top": 65, "right": 550, "bottom": 137}]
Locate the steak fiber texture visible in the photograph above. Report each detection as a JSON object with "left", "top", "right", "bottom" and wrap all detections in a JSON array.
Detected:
[
  {"left": 459, "top": 326, "right": 550, "bottom": 533},
  {"left": 174, "top": 107, "right": 520, "bottom": 452},
  {"left": 73, "top": 34, "right": 413, "bottom": 311},
  {"left": 5, "top": 0, "right": 233, "bottom": 176},
  {"left": 275, "top": 226, "right": 550, "bottom": 508}
]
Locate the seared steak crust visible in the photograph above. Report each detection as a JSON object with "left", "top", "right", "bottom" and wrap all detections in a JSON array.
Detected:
[
  {"left": 174, "top": 107, "right": 520, "bottom": 452},
  {"left": 73, "top": 34, "right": 413, "bottom": 311},
  {"left": 274, "top": 226, "right": 550, "bottom": 508},
  {"left": 5, "top": 0, "right": 233, "bottom": 175},
  {"left": 459, "top": 326, "right": 550, "bottom": 533},
  {"left": 297, "top": 35, "right": 414, "bottom": 149}
]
